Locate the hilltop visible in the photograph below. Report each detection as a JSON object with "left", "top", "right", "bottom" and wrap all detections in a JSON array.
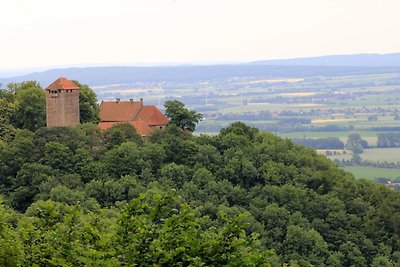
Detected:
[
  {"left": 251, "top": 52, "right": 400, "bottom": 67},
  {"left": 1, "top": 119, "right": 400, "bottom": 265}
]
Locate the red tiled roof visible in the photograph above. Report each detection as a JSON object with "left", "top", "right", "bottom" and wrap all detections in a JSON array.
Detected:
[
  {"left": 98, "top": 100, "right": 169, "bottom": 136},
  {"left": 98, "top": 121, "right": 153, "bottom": 136},
  {"left": 99, "top": 101, "right": 142, "bottom": 122},
  {"left": 98, "top": 122, "right": 118, "bottom": 131},
  {"left": 135, "top": 106, "right": 169, "bottom": 126},
  {"left": 130, "top": 121, "right": 153, "bottom": 136},
  {"left": 46, "top": 77, "right": 79, "bottom": 91}
]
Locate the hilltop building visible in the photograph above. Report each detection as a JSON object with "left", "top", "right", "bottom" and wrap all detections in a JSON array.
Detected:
[
  {"left": 45, "top": 77, "right": 80, "bottom": 127},
  {"left": 45, "top": 77, "right": 168, "bottom": 136},
  {"left": 98, "top": 98, "right": 169, "bottom": 137}
]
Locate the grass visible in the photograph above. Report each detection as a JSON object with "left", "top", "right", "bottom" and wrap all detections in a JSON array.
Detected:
[
  {"left": 361, "top": 148, "right": 400, "bottom": 163},
  {"left": 280, "top": 131, "right": 378, "bottom": 146},
  {"left": 342, "top": 166, "right": 400, "bottom": 180}
]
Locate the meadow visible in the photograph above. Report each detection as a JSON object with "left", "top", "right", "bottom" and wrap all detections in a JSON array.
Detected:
[
  {"left": 342, "top": 166, "right": 400, "bottom": 180},
  {"left": 361, "top": 147, "right": 400, "bottom": 163},
  {"left": 94, "top": 70, "right": 400, "bottom": 181}
]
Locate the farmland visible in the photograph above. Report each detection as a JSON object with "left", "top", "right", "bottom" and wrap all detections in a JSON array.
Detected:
[
  {"left": 90, "top": 69, "right": 400, "bottom": 181},
  {"left": 342, "top": 166, "right": 400, "bottom": 180},
  {"left": 317, "top": 148, "right": 400, "bottom": 163},
  {"left": 361, "top": 147, "right": 400, "bottom": 163}
]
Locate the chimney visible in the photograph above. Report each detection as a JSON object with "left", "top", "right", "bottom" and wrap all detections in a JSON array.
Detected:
[
  {"left": 140, "top": 98, "right": 143, "bottom": 107},
  {"left": 129, "top": 99, "right": 134, "bottom": 103},
  {"left": 116, "top": 98, "right": 120, "bottom": 103}
]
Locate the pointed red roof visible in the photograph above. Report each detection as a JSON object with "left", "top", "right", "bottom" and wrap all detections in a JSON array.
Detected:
[{"left": 46, "top": 77, "right": 79, "bottom": 91}]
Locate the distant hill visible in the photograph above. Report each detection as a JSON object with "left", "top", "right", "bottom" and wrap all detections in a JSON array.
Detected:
[
  {"left": 251, "top": 53, "right": 400, "bottom": 67},
  {"left": 2, "top": 64, "right": 400, "bottom": 87},
  {"left": 1, "top": 53, "right": 400, "bottom": 87}
]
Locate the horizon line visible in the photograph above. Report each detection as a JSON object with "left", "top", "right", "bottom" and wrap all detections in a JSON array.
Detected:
[{"left": 1, "top": 51, "right": 400, "bottom": 78}]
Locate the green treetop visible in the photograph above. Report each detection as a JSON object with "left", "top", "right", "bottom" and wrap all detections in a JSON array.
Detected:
[
  {"left": 72, "top": 80, "right": 100, "bottom": 124},
  {"left": 164, "top": 100, "right": 203, "bottom": 132}
]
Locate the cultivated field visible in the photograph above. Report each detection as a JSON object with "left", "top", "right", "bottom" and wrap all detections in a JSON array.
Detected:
[
  {"left": 343, "top": 166, "right": 400, "bottom": 180},
  {"left": 361, "top": 148, "right": 400, "bottom": 163},
  {"left": 94, "top": 70, "right": 400, "bottom": 181}
]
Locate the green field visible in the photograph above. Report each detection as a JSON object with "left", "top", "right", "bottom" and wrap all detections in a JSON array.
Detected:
[
  {"left": 342, "top": 166, "right": 400, "bottom": 180},
  {"left": 320, "top": 147, "right": 400, "bottom": 180},
  {"left": 317, "top": 147, "right": 400, "bottom": 163},
  {"left": 361, "top": 147, "right": 400, "bottom": 163},
  {"left": 280, "top": 131, "right": 379, "bottom": 146}
]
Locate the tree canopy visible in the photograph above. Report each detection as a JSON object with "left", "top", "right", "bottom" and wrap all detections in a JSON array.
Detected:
[
  {"left": 346, "top": 133, "right": 368, "bottom": 153},
  {"left": 164, "top": 100, "right": 203, "bottom": 132},
  {"left": 1, "top": 101, "right": 400, "bottom": 265},
  {"left": 6, "top": 81, "right": 46, "bottom": 132},
  {"left": 72, "top": 80, "right": 100, "bottom": 124}
]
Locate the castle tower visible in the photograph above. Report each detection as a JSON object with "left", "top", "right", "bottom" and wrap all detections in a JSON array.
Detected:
[{"left": 45, "top": 77, "right": 80, "bottom": 127}]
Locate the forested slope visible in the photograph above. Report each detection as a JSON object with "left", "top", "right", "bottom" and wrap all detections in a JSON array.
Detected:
[{"left": 1, "top": 122, "right": 400, "bottom": 266}]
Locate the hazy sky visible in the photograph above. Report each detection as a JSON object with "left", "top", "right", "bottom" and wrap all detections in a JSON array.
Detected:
[{"left": 1, "top": 0, "right": 400, "bottom": 69}]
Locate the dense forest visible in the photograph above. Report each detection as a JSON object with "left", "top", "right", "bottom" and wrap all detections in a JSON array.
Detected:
[{"left": 1, "top": 82, "right": 400, "bottom": 266}]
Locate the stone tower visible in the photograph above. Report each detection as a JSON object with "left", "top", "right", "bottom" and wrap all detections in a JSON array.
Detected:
[{"left": 45, "top": 77, "right": 80, "bottom": 127}]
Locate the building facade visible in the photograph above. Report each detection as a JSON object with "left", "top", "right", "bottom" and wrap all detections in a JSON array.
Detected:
[{"left": 45, "top": 77, "right": 80, "bottom": 127}]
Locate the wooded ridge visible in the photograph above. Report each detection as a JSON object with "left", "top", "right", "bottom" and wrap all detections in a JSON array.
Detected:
[{"left": 1, "top": 120, "right": 400, "bottom": 266}]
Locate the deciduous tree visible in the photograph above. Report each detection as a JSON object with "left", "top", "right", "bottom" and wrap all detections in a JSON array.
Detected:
[
  {"left": 11, "top": 83, "right": 46, "bottom": 131},
  {"left": 72, "top": 80, "right": 100, "bottom": 124},
  {"left": 164, "top": 100, "right": 203, "bottom": 132}
]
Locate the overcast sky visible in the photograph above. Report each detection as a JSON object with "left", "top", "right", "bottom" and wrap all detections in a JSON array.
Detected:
[{"left": 1, "top": 0, "right": 400, "bottom": 69}]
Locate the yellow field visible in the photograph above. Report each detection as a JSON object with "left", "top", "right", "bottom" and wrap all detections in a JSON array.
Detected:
[
  {"left": 277, "top": 92, "right": 317, "bottom": 97},
  {"left": 294, "top": 103, "right": 324, "bottom": 107},
  {"left": 250, "top": 78, "right": 304, "bottom": 84},
  {"left": 248, "top": 102, "right": 269, "bottom": 106},
  {"left": 312, "top": 118, "right": 356, "bottom": 124}
]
